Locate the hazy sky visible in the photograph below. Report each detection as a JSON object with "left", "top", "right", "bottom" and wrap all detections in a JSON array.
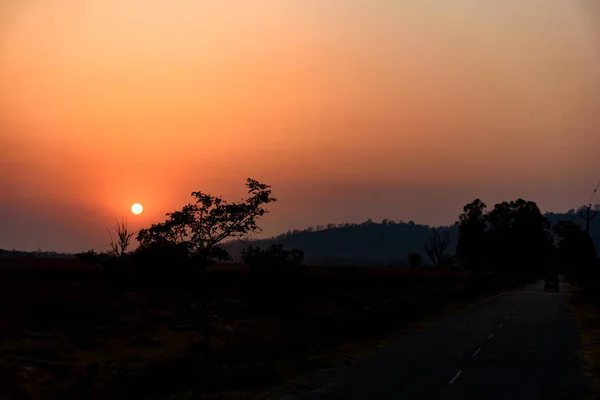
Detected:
[{"left": 1, "top": 0, "right": 599, "bottom": 252}]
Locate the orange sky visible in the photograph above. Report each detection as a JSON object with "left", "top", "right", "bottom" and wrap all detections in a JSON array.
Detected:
[{"left": 1, "top": 0, "right": 599, "bottom": 252}]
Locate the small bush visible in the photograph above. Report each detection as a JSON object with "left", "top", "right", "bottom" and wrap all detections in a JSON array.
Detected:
[
  {"left": 75, "top": 249, "right": 100, "bottom": 265},
  {"left": 408, "top": 253, "right": 422, "bottom": 268},
  {"left": 241, "top": 244, "right": 304, "bottom": 273}
]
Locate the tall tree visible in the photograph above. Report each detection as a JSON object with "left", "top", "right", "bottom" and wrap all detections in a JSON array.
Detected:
[
  {"left": 553, "top": 220, "right": 597, "bottom": 280},
  {"left": 135, "top": 178, "right": 276, "bottom": 364},
  {"left": 136, "top": 178, "right": 276, "bottom": 270},
  {"left": 485, "top": 199, "right": 552, "bottom": 274},
  {"left": 456, "top": 199, "right": 487, "bottom": 272}
]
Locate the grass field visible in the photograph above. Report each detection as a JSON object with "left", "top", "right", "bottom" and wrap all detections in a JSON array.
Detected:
[{"left": 0, "top": 258, "right": 533, "bottom": 399}]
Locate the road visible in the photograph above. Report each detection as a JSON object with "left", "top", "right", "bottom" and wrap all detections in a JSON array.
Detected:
[{"left": 283, "top": 281, "right": 590, "bottom": 400}]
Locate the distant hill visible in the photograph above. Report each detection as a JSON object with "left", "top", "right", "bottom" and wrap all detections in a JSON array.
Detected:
[
  {"left": 225, "top": 219, "right": 458, "bottom": 266},
  {"left": 225, "top": 207, "right": 600, "bottom": 266}
]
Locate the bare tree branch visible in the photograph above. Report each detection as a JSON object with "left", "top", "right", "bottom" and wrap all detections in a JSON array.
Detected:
[
  {"left": 424, "top": 227, "right": 450, "bottom": 267},
  {"left": 107, "top": 216, "right": 135, "bottom": 257}
]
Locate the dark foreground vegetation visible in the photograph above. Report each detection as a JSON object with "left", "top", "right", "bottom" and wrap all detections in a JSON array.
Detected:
[
  {"left": 0, "top": 259, "right": 535, "bottom": 400},
  {"left": 569, "top": 280, "right": 600, "bottom": 399},
  {"left": 567, "top": 255, "right": 600, "bottom": 398},
  {"left": 2, "top": 178, "right": 598, "bottom": 399}
]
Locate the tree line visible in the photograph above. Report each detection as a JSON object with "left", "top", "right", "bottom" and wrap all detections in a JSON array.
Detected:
[{"left": 456, "top": 199, "right": 597, "bottom": 279}]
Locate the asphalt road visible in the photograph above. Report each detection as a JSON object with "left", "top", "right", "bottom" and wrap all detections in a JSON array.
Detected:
[{"left": 284, "top": 281, "right": 590, "bottom": 400}]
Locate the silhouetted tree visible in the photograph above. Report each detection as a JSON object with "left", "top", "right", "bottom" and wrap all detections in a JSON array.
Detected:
[
  {"left": 107, "top": 216, "right": 135, "bottom": 258},
  {"left": 408, "top": 252, "right": 422, "bottom": 268},
  {"left": 456, "top": 199, "right": 487, "bottom": 272},
  {"left": 553, "top": 220, "right": 597, "bottom": 280},
  {"left": 135, "top": 178, "right": 276, "bottom": 363},
  {"left": 136, "top": 178, "right": 276, "bottom": 272},
  {"left": 424, "top": 228, "right": 450, "bottom": 267},
  {"left": 485, "top": 199, "right": 552, "bottom": 275}
]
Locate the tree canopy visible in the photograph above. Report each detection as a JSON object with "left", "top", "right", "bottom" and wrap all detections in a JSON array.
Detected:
[
  {"left": 456, "top": 198, "right": 554, "bottom": 275},
  {"left": 136, "top": 178, "right": 276, "bottom": 269}
]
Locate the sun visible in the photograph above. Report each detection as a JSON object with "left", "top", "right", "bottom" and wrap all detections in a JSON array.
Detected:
[{"left": 131, "top": 203, "right": 144, "bottom": 215}]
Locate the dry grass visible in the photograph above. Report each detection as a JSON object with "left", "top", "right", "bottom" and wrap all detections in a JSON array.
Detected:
[
  {"left": 568, "top": 283, "right": 600, "bottom": 400},
  {"left": 0, "top": 259, "right": 531, "bottom": 399}
]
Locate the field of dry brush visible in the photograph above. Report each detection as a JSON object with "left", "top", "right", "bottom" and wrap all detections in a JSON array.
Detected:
[{"left": 0, "top": 258, "right": 532, "bottom": 399}]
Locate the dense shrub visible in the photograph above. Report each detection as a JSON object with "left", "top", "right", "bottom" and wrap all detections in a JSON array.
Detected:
[
  {"left": 241, "top": 244, "right": 304, "bottom": 273},
  {"left": 408, "top": 253, "right": 422, "bottom": 268}
]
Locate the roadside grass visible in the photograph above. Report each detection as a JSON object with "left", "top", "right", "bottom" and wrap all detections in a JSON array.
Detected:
[
  {"left": 0, "top": 259, "right": 535, "bottom": 399},
  {"left": 568, "top": 282, "right": 600, "bottom": 400}
]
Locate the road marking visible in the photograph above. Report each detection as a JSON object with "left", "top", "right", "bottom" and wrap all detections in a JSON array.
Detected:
[
  {"left": 512, "top": 310, "right": 516, "bottom": 314},
  {"left": 449, "top": 370, "right": 463, "bottom": 384},
  {"left": 498, "top": 323, "right": 504, "bottom": 329},
  {"left": 506, "top": 315, "right": 511, "bottom": 320},
  {"left": 488, "top": 333, "right": 494, "bottom": 339},
  {"left": 472, "top": 347, "right": 481, "bottom": 357}
]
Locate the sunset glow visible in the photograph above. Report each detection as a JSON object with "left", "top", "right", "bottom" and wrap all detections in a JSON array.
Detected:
[{"left": 1, "top": 0, "right": 599, "bottom": 252}]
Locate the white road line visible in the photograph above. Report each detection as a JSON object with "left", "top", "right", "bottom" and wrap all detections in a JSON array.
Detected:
[
  {"left": 472, "top": 347, "right": 482, "bottom": 357},
  {"left": 498, "top": 323, "right": 504, "bottom": 329},
  {"left": 449, "top": 370, "right": 463, "bottom": 384},
  {"left": 488, "top": 333, "right": 494, "bottom": 339},
  {"left": 506, "top": 315, "right": 511, "bottom": 320}
]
